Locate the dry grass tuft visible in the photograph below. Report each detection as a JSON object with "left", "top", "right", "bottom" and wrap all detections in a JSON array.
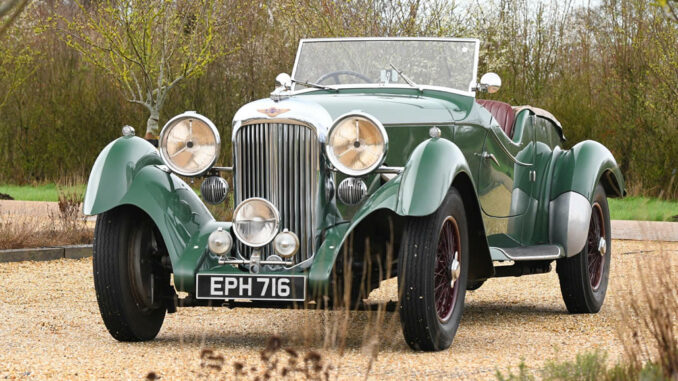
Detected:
[
  {"left": 198, "top": 336, "right": 333, "bottom": 380},
  {"left": 0, "top": 187, "right": 93, "bottom": 250},
  {"left": 617, "top": 250, "right": 678, "bottom": 379},
  {"left": 197, "top": 218, "right": 403, "bottom": 379}
]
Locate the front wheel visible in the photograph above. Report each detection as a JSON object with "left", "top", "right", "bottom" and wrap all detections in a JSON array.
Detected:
[
  {"left": 398, "top": 187, "right": 469, "bottom": 351},
  {"left": 93, "top": 206, "right": 170, "bottom": 341},
  {"left": 557, "top": 184, "right": 612, "bottom": 313}
]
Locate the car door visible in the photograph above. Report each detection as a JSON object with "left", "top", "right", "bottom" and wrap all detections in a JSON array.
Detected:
[{"left": 477, "top": 113, "right": 536, "bottom": 246}]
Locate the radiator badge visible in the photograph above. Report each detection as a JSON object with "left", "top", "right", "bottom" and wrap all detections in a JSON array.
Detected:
[{"left": 258, "top": 107, "right": 290, "bottom": 117}]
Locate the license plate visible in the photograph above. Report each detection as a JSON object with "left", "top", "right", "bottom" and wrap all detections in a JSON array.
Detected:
[{"left": 195, "top": 274, "right": 306, "bottom": 301}]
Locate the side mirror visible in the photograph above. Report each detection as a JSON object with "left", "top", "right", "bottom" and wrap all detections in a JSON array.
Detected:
[
  {"left": 271, "top": 73, "right": 293, "bottom": 101},
  {"left": 477, "top": 72, "right": 501, "bottom": 94},
  {"left": 275, "top": 73, "right": 292, "bottom": 90}
]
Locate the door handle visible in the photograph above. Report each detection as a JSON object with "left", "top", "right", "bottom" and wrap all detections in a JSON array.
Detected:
[{"left": 481, "top": 152, "right": 500, "bottom": 166}]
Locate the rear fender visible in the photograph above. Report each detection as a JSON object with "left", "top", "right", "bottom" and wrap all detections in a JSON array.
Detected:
[{"left": 549, "top": 140, "right": 624, "bottom": 256}]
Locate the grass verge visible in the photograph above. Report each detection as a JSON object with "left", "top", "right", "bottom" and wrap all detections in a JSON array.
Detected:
[
  {"left": 0, "top": 189, "right": 92, "bottom": 249},
  {"left": 0, "top": 183, "right": 87, "bottom": 202},
  {"left": 609, "top": 196, "right": 678, "bottom": 222}
]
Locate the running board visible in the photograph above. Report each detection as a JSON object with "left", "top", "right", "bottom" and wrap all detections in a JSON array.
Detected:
[{"left": 490, "top": 245, "right": 564, "bottom": 261}]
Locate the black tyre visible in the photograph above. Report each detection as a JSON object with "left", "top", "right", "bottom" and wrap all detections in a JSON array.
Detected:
[
  {"left": 93, "top": 206, "right": 170, "bottom": 341},
  {"left": 398, "top": 187, "right": 469, "bottom": 351},
  {"left": 557, "top": 184, "right": 611, "bottom": 313},
  {"left": 466, "top": 280, "right": 485, "bottom": 291}
]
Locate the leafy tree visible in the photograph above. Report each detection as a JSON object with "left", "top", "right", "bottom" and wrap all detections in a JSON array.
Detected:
[{"left": 58, "top": 0, "right": 231, "bottom": 138}]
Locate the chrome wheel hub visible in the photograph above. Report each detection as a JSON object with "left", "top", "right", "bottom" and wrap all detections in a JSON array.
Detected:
[
  {"left": 450, "top": 251, "right": 460, "bottom": 288},
  {"left": 598, "top": 237, "right": 606, "bottom": 256}
]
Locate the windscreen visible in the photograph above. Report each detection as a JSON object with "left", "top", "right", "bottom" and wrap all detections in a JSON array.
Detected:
[{"left": 293, "top": 39, "right": 478, "bottom": 92}]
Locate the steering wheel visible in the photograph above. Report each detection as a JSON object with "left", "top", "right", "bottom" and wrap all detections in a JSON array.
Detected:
[{"left": 315, "top": 70, "right": 372, "bottom": 85}]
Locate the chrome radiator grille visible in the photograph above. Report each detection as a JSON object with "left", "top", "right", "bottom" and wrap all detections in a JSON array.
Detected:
[{"left": 234, "top": 122, "right": 319, "bottom": 264}]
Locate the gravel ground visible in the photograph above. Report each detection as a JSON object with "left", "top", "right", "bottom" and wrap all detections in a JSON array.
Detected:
[{"left": 1, "top": 239, "right": 677, "bottom": 380}]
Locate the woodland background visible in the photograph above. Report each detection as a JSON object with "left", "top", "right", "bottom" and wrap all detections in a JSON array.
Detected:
[{"left": 0, "top": 0, "right": 676, "bottom": 198}]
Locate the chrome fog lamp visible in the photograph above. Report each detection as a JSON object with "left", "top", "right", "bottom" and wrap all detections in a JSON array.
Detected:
[
  {"left": 208, "top": 227, "right": 232, "bottom": 255},
  {"left": 337, "top": 177, "right": 367, "bottom": 205},
  {"left": 326, "top": 112, "right": 388, "bottom": 176},
  {"left": 232, "top": 198, "right": 280, "bottom": 247},
  {"left": 201, "top": 176, "right": 229, "bottom": 205},
  {"left": 158, "top": 111, "right": 220, "bottom": 176},
  {"left": 273, "top": 229, "right": 300, "bottom": 258}
]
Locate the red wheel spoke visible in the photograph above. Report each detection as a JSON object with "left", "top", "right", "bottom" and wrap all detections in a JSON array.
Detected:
[
  {"left": 434, "top": 218, "right": 461, "bottom": 322},
  {"left": 586, "top": 204, "right": 605, "bottom": 290}
]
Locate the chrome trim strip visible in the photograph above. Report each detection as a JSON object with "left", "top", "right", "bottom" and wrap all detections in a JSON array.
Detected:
[
  {"left": 218, "top": 257, "right": 294, "bottom": 266},
  {"left": 212, "top": 166, "right": 233, "bottom": 172},
  {"left": 487, "top": 129, "right": 533, "bottom": 167},
  {"left": 374, "top": 166, "right": 404, "bottom": 174},
  {"left": 493, "top": 246, "right": 563, "bottom": 261}
]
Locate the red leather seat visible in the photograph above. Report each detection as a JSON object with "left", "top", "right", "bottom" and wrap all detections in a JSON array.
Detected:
[{"left": 476, "top": 99, "right": 516, "bottom": 139}]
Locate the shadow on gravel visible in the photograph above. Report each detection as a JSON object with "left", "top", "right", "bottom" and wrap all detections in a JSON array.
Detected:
[
  {"left": 140, "top": 303, "right": 564, "bottom": 353},
  {"left": 463, "top": 303, "right": 567, "bottom": 319}
]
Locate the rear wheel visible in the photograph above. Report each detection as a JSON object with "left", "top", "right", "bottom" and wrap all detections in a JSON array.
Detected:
[
  {"left": 557, "top": 184, "right": 611, "bottom": 313},
  {"left": 93, "top": 206, "right": 171, "bottom": 341},
  {"left": 398, "top": 188, "right": 469, "bottom": 351}
]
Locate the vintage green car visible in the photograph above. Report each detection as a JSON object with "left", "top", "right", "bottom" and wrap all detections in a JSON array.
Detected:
[{"left": 84, "top": 37, "right": 624, "bottom": 351}]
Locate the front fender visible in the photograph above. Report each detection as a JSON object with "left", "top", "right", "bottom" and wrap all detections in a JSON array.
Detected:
[
  {"left": 84, "top": 136, "right": 226, "bottom": 290},
  {"left": 549, "top": 140, "right": 624, "bottom": 256},
  {"left": 396, "top": 137, "right": 474, "bottom": 216},
  {"left": 309, "top": 138, "right": 492, "bottom": 292}
]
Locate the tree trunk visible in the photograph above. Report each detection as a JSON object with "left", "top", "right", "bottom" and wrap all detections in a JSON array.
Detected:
[{"left": 145, "top": 108, "right": 160, "bottom": 139}]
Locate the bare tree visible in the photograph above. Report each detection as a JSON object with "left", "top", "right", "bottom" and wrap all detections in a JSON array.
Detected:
[
  {"left": 0, "top": 0, "right": 36, "bottom": 109},
  {"left": 0, "top": 0, "right": 28, "bottom": 36},
  {"left": 59, "top": 0, "right": 230, "bottom": 138},
  {"left": 656, "top": 0, "right": 678, "bottom": 22}
]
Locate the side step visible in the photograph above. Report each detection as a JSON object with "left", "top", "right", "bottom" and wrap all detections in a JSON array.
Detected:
[{"left": 490, "top": 244, "right": 564, "bottom": 261}]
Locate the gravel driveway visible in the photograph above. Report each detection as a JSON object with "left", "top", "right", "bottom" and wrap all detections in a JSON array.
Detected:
[{"left": 1, "top": 240, "right": 676, "bottom": 380}]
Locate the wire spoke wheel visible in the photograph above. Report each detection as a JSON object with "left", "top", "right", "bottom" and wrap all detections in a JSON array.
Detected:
[
  {"left": 557, "top": 184, "right": 611, "bottom": 314},
  {"left": 587, "top": 203, "right": 606, "bottom": 291},
  {"left": 398, "top": 187, "right": 468, "bottom": 351},
  {"left": 434, "top": 217, "right": 462, "bottom": 322}
]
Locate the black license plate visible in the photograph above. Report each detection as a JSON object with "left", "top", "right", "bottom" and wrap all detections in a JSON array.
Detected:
[{"left": 196, "top": 274, "right": 306, "bottom": 301}]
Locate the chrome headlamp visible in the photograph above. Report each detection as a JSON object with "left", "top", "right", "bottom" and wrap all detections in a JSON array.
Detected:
[
  {"left": 232, "top": 198, "right": 280, "bottom": 247},
  {"left": 158, "top": 111, "right": 220, "bottom": 176},
  {"left": 326, "top": 112, "right": 388, "bottom": 176}
]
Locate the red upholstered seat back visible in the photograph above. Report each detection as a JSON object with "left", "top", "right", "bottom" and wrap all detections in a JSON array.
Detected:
[{"left": 476, "top": 99, "right": 516, "bottom": 138}]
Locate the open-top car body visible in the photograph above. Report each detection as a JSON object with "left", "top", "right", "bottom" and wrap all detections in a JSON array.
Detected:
[{"left": 84, "top": 37, "right": 624, "bottom": 350}]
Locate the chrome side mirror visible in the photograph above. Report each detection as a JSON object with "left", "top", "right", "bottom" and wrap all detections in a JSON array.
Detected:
[
  {"left": 271, "top": 73, "right": 293, "bottom": 101},
  {"left": 275, "top": 73, "right": 292, "bottom": 90},
  {"left": 477, "top": 72, "right": 502, "bottom": 94}
]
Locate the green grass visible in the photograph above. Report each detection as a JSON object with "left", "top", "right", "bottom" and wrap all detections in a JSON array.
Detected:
[
  {"left": 0, "top": 183, "right": 87, "bottom": 202},
  {"left": 609, "top": 196, "right": 678, "bottom": 222},
  {"left": 496, "top": 350, "right": 665, "bottom": 381}
]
